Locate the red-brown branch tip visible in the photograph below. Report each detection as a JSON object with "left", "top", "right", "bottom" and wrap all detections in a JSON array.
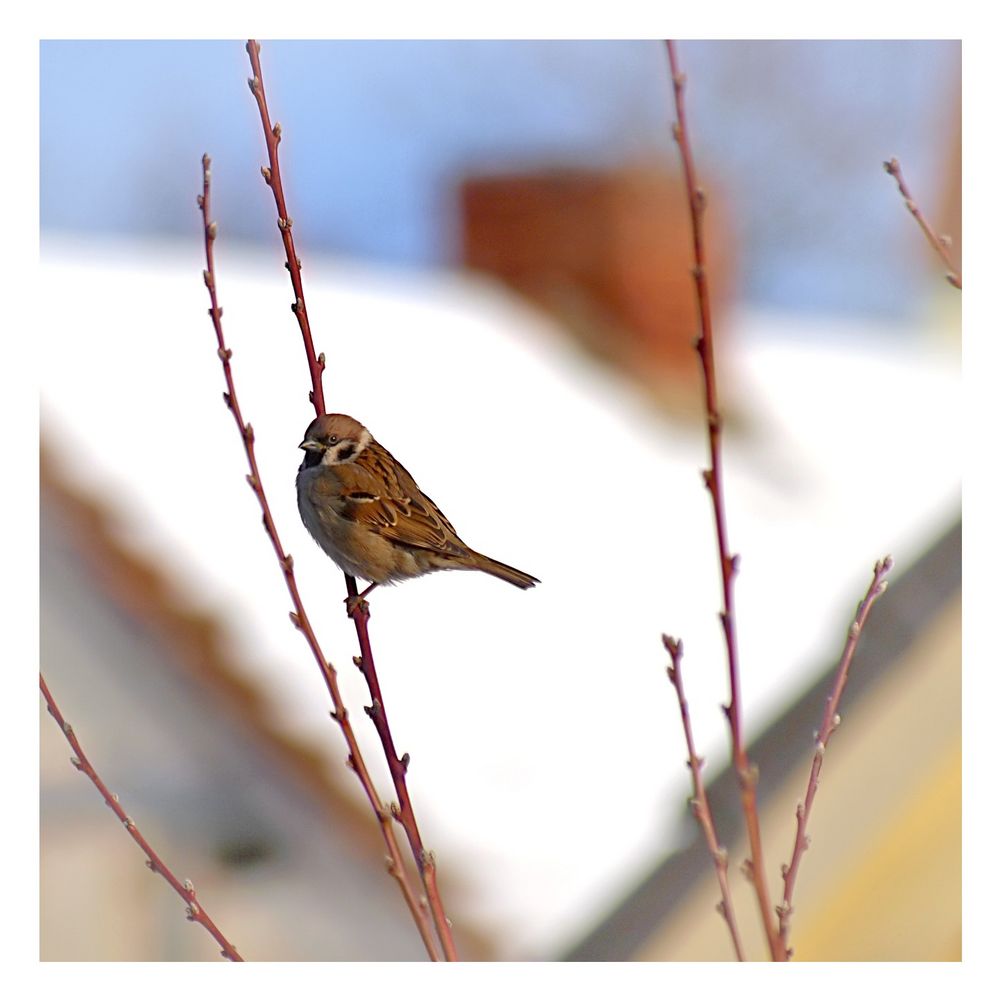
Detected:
[
  {"left": 662, "top": 633, "right": 746, "bottom": 960},
  {"left": 40, "top": 674, "right": 244, "bottom": 961},
  {"left": 883, "top": 158, "right": 961, "bottom": 289},
  {"left": 244, "top": 38, "right": 327, "bottom": 415},
  {"left": 777, "top": 554, "right": 894, "bottom": 957},
  {"left": 662, "top": 633, "right": 683, "bottom": 659}
]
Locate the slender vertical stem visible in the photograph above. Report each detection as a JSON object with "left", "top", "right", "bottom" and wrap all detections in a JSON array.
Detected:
[
  {"left": 241, "top": 40, "right": 458, "bottom": 960},
  {"left": 663, "top": 637, "right": 746, "bottom": 960},
  {"left": 199, "top": 156, "right": 441, "bottom": 960},
  {"left": 245, "top": 40, "right": 327, "bottom": 414},
  {"left": 345, "top": 577, "right": 459, "bottom": 961},
  {"left": 664, "top": 40, "right": 785, "bottom": 961}
]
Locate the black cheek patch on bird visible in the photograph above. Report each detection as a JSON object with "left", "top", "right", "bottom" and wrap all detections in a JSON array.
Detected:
[
  {"left": 300, "top": 449, "right": 323, "bottom": 469},
  {"left": 336, "top": 443, "right": 358, "bottom": 462}
]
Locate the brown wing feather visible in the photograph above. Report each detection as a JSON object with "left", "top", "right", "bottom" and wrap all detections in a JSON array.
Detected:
[{"left": 339, "top": 439, "right": 470, "bottom": 557}]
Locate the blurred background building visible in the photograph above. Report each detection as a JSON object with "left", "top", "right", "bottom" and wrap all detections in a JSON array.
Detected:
[{"left": 39, "top": 39, "right": 960, "bottom": 961}]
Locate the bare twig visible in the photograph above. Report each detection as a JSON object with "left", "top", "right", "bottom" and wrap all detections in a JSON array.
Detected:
[
  {"left": 40, "top": 673, "right": 244, "bottom": 961},
  {"left": 664, "top": 40, "right": 785, "bottom": 961},
  {"left": 663, "top": 636, "right": 746, "bottom": 960},
  {"left": 883, "top": 158, "right": 961, "bottom": 289},
  {"left": 198, "top": 155, "right": 441, "bottom": 961},
  {"left": 345, "top": 578, "right": 458, "bottom": 960},
  {"left": 240, "top": 39, "right": 459, "bottom": 960},
  {"left": 245, "top": 40, "right": 327, "bottom": 414},
  {"left": 777, "top": 556, "right": 894, "bottom": 958}
]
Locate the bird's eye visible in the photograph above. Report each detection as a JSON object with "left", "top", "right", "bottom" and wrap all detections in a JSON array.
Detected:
[{"left": 327, "top": 435, "right": 338, "bottom": 445}]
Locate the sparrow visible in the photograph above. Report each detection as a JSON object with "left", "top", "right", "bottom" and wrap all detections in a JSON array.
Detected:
[{"left": 297, "top": 414, "right": 539, "bottom": 600}]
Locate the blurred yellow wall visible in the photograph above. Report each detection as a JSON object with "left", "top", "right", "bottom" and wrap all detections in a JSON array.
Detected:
[{"left": 636, "top": 596, "right": 961, "bottom": 961}]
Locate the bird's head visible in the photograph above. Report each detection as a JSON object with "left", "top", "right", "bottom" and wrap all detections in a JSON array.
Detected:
[{"left": 298, "top": 413, "right": 372, "bottom": 469}]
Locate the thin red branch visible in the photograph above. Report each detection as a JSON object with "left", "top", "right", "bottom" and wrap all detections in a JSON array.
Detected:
[
  {"left": 664, "top": 40, "right": 785, "bottom": 961},
  {"left": 198, "top": 156, "right": 441, "bottom": 961},
  {"left": 883, "top": 158, "right": 961, "bottom": 289},
  {"left": 40, "top": 673, "right": 244, "bottom": 961},
  {"left": 777, "top": 556, "right": 894, "bottom": 958},
  {"left": 345, "top": 577, "right": 457, "bottom": 961},
  {"left": 241, "top": 40, "right": 458, "bottom": 961},
  {"left": 663, "top": 636, "right": 746, "bottom": 961},
  {"left": 882, "top": 157, "right": 962, "bottom": 290},
  {"left": 245, "top": 40, "right": 327, "bottom": 414}
]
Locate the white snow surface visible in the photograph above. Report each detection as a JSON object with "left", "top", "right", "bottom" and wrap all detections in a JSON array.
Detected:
[{"left": 40, "top": 235, "right": 960, "bottom": 957}]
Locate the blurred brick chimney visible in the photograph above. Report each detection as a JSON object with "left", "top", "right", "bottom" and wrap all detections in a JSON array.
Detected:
[{"left": 459, "top": 164, "right": 734, "bottom": 408}]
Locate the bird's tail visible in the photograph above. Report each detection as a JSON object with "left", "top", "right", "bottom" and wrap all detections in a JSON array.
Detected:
[{"left": 471, "top": 552, "right": 539, "bottom": 589}]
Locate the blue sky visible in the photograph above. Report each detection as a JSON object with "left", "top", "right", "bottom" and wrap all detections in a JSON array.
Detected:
[{"left": 40, "top": 39, "right": 959, "bottom": 318}]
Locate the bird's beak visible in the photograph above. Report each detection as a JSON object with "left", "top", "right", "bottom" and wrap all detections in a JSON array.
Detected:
[{"left": 299, "top": 439, "right": 321, "bottom": 451}]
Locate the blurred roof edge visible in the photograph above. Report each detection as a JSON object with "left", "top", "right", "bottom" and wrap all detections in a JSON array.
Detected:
[{"left": 563, "top": 516, "right": 961, "bottom": 961}]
